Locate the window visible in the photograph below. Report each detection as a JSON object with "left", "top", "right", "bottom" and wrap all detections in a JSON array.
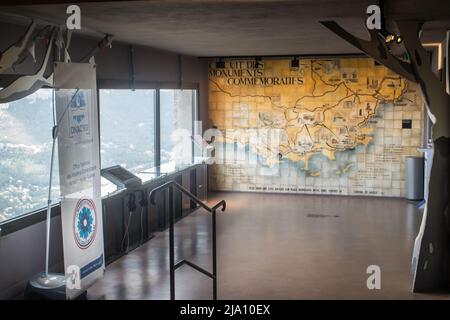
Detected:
[
  {"left": 100, "top": 89, "right": 156, "bottom": 173},
  {"left": 0, "top": 86, "right": 198, "bottom": 223},
  {"left": 160, "top": 89, "right": 196, "bottom": 165},
  {"left": 0, "top": 89, "right": 60, "bottom": 222}
]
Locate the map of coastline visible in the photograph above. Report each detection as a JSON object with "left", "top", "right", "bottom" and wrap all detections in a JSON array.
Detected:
[
  {"left": 209, "top": 58, "right": 420, "bottom": 170},
  {"left": 208, "top": 58, "right": 423, "bottom": 197}
]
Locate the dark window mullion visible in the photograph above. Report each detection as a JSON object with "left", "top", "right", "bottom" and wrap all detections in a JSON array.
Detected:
[
  {"left": 155, "top": 89, "right": 161, "bottom": 167},
  {"left": 192, "top": 89, "right": 198, "bottom": 162},
  {"left": 97, "top": 86, "right": 102, "bottom": 168}
]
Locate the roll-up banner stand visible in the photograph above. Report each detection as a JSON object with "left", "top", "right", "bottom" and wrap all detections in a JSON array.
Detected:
[{"left": 54, "top": 62, "right": 104, "bottom": 299}]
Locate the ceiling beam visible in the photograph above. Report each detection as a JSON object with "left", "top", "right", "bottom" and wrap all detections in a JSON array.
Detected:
[{"left": 0, "top": 0, "right": 133, "bottom": 5}]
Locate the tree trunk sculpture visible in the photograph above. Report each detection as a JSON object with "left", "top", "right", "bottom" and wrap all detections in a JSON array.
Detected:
[{"left": 321, "top": 20, "right": 450, "bottom": 292}]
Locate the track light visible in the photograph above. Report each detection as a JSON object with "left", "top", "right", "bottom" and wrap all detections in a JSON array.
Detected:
[
  {"left": 382, "top": 32, "right": 403, "bottom": 44},
  {"left": 215, "top": 59, "right": 225, "bottom": 69},
  {"left": 291, "top": 56, "right": 300, "bottom": 69},
  {"left": 385, "top": 34, "right": 396, "bottom": 43},
  {"left": 380, "top": 29, "right": 403, "bottom": 44}
]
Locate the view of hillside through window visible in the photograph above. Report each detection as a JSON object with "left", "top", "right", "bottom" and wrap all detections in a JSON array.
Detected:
[
  {"left": 0, "top": 88, "right": 197, "bottom": 223},
  {"left": 100, "top": 89, "right": 156, "bottom": 173},
  {"left": 0, "top": 89, "right": 60, "bottom": 222},
  {"left": 160, "top": 89, "right": 195, "bottom": 165}
]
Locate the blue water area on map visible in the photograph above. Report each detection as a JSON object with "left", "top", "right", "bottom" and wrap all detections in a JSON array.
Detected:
[{"left": 219, "top": 140, "right": 368, "bottom": 179}]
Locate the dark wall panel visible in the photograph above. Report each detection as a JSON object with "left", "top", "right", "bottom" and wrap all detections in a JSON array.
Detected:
[{"left": 0, "top": 215, "right": 63, "bottom": 299}]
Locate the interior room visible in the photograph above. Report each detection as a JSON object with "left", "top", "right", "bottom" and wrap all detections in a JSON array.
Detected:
[{"left": 0, "top": 0, "right": 450, "bottom": 302}]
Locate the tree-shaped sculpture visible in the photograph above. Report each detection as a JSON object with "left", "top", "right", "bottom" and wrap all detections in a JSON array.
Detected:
[{"left": 320, "top": 20, "right": 450, "bottom": 292}]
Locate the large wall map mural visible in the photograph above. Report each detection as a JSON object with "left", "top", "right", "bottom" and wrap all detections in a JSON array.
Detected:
[{"left": 208, "top": 58, "right": 424, "bottom": 197}]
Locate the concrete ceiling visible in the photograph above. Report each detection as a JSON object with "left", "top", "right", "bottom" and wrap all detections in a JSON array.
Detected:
[{"left": 1, "top": 0, "right": 450, "bottom": 57}]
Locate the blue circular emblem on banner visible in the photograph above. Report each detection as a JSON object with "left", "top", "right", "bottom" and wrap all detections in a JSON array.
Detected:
[{"left": 73, "top": 199, "right": 97, "bottom": 249}]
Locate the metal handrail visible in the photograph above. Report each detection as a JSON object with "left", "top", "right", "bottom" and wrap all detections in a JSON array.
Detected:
[
  {"left": 149, "top": 180, "right": 226, "bottom": 212},
  {"left": 148, "top": 180, "right": 226, "bottom": 300}
]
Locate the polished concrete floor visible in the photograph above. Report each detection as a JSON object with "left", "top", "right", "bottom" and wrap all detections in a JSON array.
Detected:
[{"left": 88, "top": 192, "right": 450, "bottom": 299}]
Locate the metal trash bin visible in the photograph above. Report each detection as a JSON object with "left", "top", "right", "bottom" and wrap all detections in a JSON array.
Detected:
[{"left": 405, "top": 156, "right": 424, "bottom": 201}]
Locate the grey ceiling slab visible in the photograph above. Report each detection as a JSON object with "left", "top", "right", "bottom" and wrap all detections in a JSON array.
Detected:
[{"left": 0, "top": 0, "right": 449, "bottom": 56}]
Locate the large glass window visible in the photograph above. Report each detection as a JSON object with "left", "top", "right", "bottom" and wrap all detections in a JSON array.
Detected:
[
  {"left": 1, "top": 87, "right": 198, "bottom": 223},
  {"left": 160, "top": 89, "right": 196, "bottom": 165},
  {"left": 0, "top": 89, "right": 60, "bottom": 222},
  {"left": 100, "top": 89, "right": 156, "bottom": 173}
]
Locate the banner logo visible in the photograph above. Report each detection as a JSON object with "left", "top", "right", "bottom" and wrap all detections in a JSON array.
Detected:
[
  {"left": 73, "top": 198, "right": 97, "bottom": 249},
  {"left": 68, "top": 91, "right": 91, "bottom": 138}
]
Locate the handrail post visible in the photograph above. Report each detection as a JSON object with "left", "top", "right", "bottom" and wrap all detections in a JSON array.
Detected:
[
  {"left": 168, "top": 185, "right": 175, "bottom": 300},
  {"left": 148, "top": 180, "right": 225, "bottom": 300},
  {"left": 212, "top": 208, "right": 217, "bottom": 300}
]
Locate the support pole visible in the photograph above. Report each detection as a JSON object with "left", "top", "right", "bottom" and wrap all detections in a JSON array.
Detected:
[{"left": 44, "top": 133, "right": 57, "bottom": 276}]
